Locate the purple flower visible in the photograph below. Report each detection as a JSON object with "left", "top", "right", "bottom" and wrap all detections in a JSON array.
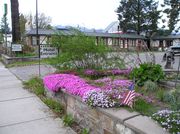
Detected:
[
  {"left": 43, "top": 73, "right": 136, "bottom": 108},
  {"left": 84, "top": 69, "right": 98, "bottom": 76},
  {"left": 82, "top": 90, "right": 116, "bottom": 108},
  {"left": 95, "top": 77, "right": 132, "bottom": 90},
  {"left": 43, "top": 74, "right": 100, "bottom": 97}
]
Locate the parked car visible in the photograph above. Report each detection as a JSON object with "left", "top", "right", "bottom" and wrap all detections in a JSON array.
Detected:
[{"left": 169, "top": 44, "right": 180, "bottom": 55}]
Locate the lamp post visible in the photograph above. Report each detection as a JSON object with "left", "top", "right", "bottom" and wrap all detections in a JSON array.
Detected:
[{"left": 36, "top": 0, "right": 41, "bottom": 77}]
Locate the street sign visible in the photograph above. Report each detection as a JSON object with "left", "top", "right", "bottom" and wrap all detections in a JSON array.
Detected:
[
  {"left": 40, "top": 45, "right": 58, "bottom": 58},
  {"left": 12, "top": 44, "right": 22, "bottom": 51}
]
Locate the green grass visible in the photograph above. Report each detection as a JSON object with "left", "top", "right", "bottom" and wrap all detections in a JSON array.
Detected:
[
  {"left": 80, "top": 128, "right": 90, "bottom": 134},
  {"left": 23, "top": 77, "right": 45, "bottom": 96},
  {"left": 63, "top": 114, "right": 74, "bottom": 127},
  {"left": 133, "top": 98, "right": 155, "bottom": 116},
  {"left": 15, "top": 53, "right": 36, "bottom": 57},
  {"left": 6, "top": 58, "right": 57, "bottom": 68},
  {"left": 6, "top": 60, "right": 39, "bottom": 68},
  {"left": 23, "top": 77, "right": 64, "bottom": 116},
  {"left": 156, "top": 89, "right": 165, "bottom": 102},
  {"left": 43, "top": 98, "right": 64, "bottom": 114}
]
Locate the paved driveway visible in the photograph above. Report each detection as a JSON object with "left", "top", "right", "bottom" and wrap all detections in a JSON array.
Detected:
[{"left": 9, "top": 64, "right": 56, "bottom": 81}]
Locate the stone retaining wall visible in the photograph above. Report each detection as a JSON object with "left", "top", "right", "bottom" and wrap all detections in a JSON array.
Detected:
[
  {"left": 1, "top": 54, "right": 38, "bottom": 64},
  {"left": 45, "top": 88, "right": 169, "bottom": 134}
]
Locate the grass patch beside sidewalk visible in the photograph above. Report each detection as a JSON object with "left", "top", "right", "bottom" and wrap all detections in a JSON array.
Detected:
[
  {"left": 23, "top": 77, "right": 85, "bottom": 133},
  {"left": 5, "top": 58, "right": 57, "bottom": 68},
  {"left": 23, "top": 77, "right": 64, "bottom": 116}
]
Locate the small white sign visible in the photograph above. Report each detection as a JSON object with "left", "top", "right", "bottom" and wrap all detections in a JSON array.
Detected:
[
  {"left": 40, "top": 45, "right": 58, "bottom": 58},
  {"left": 12, "top": 44, "right": 22, "bottom": 51}
]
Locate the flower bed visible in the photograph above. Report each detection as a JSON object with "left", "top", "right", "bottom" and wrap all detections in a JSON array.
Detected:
[
  {"left": 43, "top": 73, "right": 179, "bottom": 134},
  {"left": 43, "top": 73, "right": 135, "bottom": 108},
  {"left": 43, "top": 78, "right": 168, "bottom": 134},
  {"left": 152, "top": 110, "right": 180, "bottom": 133},
  {"left": 84, "top": 68, "right": 132, "bottom": 79},
  {"left": 94, "top": 77, "right": 132, "bottom": 90}
]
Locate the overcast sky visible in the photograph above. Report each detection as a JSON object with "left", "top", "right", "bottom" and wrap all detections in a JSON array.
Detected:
[{"left": 0, "top": 0, "right": 121, "bottom": 29}]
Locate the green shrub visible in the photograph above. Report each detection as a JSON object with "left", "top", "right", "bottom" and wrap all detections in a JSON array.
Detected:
[
  {"left": 170, "top": 89, "right": 180, "bottom": 110},
  {"left": 144, "top": 80, "right": 158, "bottom": 92},
  {"left": 51, "top": 29, "right": 126, "bottom": 70},
  {"left": 130, "top": 63, "right": 165, "bottom": 86},
  {"left": 51, "top": 29, "right": 109, "bottom": 70},
  {"left": 23, "top": 77, "right": 45, "bottom": 96},
  {"left": 163, "top": 91, "right": 174, "bottom": 103},
  {"left": 163, "top": 89, "right": 180, "bottom": 110},
  {"left": 63, "top": 114, "right": 74, "bottom": 126}
]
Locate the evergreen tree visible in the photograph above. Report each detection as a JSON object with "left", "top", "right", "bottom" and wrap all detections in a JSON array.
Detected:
[
  {"left": 117, "top": 0, "right": 161, "bottom": 36},
  {"left": 0, "top": 32, "right": 4, "bottom": 44},
  {"left": 0, "top": 16, "right": 10, "bottom": 34},
  {"left": 163, "top": 0, "right": 180, "bottom": 33}
]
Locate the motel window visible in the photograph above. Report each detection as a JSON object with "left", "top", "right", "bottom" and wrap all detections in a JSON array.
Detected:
[
  {"left": 112, "top": 38, "right": 118, "bottom": 46},
  {"left": 108, "top": 38, "right": 112, "bottom": 45},
  {"left": 120, "top": 39, "right": 123, "bottom": 48},
  {"left": 32, "top": 36, "right": 37, "bottom": 46},
  {"left": 124, "top": 39, "right": 128, "bottom": 48},
  {"left": 130, "top": 40, "right": 133, "bottom": 47},
  {"left": 39, "top": 36, "right": 47, "bottom": 44}
]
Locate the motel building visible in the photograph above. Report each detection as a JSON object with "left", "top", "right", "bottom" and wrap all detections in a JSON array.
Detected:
[{"left": 25, "top": 26, "right": 180, "bottom": 54}]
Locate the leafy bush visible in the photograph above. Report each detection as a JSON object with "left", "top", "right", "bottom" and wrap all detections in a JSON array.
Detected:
[
  {"left": 130, "top": 63, "right": 165, "bottom": 86},
  {"left": 144, "top": 80, "right": 158, "bottom": 92},
  {"left": 51, "top": 29, "right": 126, "bottom": 70},
  {"left": 152, "top": 110, "right": 180, "bottom": 133},
  {"left": 63, "top": 114, "right": 74, "bottom": 126},
  {"left": 163, "top": 91, "right": 174, "bottom": 103},
  {"left": 164, "top": 89, "right": 180, "bottom": 110},
  {"left": 51, "top": 29, "right": 109, "bottom": 69}
]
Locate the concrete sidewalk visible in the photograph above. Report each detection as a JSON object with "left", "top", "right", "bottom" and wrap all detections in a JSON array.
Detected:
[{"left": 0, "top": 62, "right": 75, "bottom": 134}]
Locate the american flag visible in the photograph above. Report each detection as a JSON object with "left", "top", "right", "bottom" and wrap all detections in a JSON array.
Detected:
[{"left": 121, "top": 83, "right": 136, "bottom": 108}]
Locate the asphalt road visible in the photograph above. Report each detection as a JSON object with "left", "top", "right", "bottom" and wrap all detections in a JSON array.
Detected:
[
  {"left": 139, "top": 52, "right": 180, "bottom": 71},
  {"left": 8, "top": 52, "right": 180, "bottom": 82}
]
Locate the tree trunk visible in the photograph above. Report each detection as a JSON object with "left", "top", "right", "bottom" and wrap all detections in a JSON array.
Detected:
[{"left": 10, "top": 0, "right": 21, "bottom": 43}]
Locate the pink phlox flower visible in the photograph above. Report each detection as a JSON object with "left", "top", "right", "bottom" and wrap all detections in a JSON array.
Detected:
[{"left": 43, "top": 73, "right": 101, "bottom": 97}]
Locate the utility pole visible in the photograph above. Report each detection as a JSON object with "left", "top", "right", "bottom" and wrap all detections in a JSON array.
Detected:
[
  {"left": 4, "top": 3, "right": 7, "bottom": 54},
  {"left": 36, "top": 0, "right": 41, "bottom": 77}
]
